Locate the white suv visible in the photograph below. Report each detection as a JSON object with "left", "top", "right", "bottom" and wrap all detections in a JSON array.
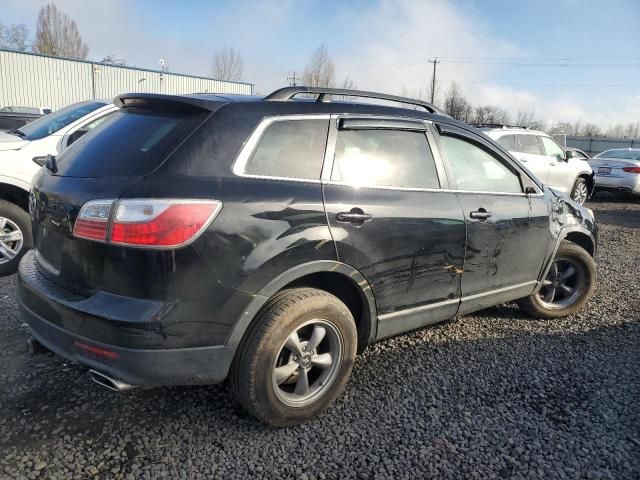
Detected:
[
  {"left": 0, "top": 100, "right": 117, "bottom": 275},
  {"left": 480, "top": 126, "right": 594, "bottom": 205}
]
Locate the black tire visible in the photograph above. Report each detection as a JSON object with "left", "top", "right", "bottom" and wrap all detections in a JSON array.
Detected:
[
  {"left": 518, "top": 241, "right": 595, "bottom": 319},
  {"left": 0, "top": 200, "right": 32, "bottom": 276},
  {"left": 570, "top": 177, "right": 589, "bottom": 205},
  {"left": 230, "top": 288, "right": 357, "bottom": 427}
]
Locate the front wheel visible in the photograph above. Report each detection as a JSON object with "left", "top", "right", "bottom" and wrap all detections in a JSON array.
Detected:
[
  {"left": 230, "top": 288, "right": 357, "bottom": 426},
  {"left": 518, "top": 241, "right": 595, "bottom": 319},
  {"left": 0, "top": 200, "right": 33, "bottom": 276},
  {"left": 571, "top": 177, "right": 589, "bottom": 205}
]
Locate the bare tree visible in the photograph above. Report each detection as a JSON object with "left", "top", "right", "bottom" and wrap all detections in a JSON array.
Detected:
[
  {"left": 341, "top": 76, "right": 356, "bottom": 90},
  {"left": 443, "top": 82, "right": 472, "bottom": 122},
  {"left": 33, "top": 3, "right": 88, "bottom": 59},
  {"left": 515, "top": 110, "right": 536, "bottom": 128},
  {"left": 473, "top": 105, "right": 510, "bottom": 125},
  {"left": 0, "top": 23, "right": 30, "bottom": 51},
  {"left": 302, "top": 44, "right": 335, "bottom": 87},
  {"left": 100, "top": 54, "right": 126, "bottom": 66},
  {"left": 211, "top": 47, "right": 244, "bottom": 81}
]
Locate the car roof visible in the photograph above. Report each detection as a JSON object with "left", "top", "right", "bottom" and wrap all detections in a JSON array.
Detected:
[
  {"left": 114, "top": 87, "right": 447, "bottom": 118},
  {"left": 480, "top": 126, "right": 547, "bottom": 136}
]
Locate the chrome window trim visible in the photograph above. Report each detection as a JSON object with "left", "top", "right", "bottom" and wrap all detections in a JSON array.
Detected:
[
  {"left": 321, "top": 180, "right": 543, "bottom": 196},
  {"left": 232, "top": 114, "right": 332, "bottom": 183}
]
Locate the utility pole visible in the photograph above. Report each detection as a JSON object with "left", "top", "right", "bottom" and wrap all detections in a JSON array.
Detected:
[
  {"left": 428, "top": 57, "right": 440, "bottom": 104},
  {"left": 287, "top": 71, "right": 298, "bottom": 86}
]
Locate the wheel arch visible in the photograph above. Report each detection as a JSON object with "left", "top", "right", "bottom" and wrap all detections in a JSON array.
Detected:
[
  {"left": 225, "top": 261, "right": 378, "bottom": 353},
  {"left": 0, "top": 179, "right": 30, "bottom": 212}
]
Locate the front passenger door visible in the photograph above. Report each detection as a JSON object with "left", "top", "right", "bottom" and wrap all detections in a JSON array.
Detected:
[
  {"left": 514, "top": 134, "right": 550, "bottom": 184},
  {"left": 435, "top": 125, "right": 552, "bottom": 314}
]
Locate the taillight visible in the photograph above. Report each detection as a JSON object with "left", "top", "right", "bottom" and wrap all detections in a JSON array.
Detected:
[
  {"left": 73, "top": 199, "right": 222, "bottom": 248},
  {"left": 622, "top": 166, "right": 640, "bottom": 174},
  {"left": 73, "top": 200, "right": 113, "bottom": 242}
]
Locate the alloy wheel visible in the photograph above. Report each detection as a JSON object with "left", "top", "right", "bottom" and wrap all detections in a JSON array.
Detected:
[
  {"left": 537, "top": 257, "right": 586, "bottom": 309},
  {"left": 272, "top": 319, "right": 343, "bottom": 407},
  {"left": 0, "top": 217, "right": 24, "bottom": 265},
  {"left": 572, "top": 181, "right": 588, "bottom": 205}
]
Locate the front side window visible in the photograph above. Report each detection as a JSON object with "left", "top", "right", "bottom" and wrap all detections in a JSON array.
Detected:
[
  {"left": 439, "top": 135, "right": 522, "bottom": 193},
  {"left": 517, "top": 135, "right": 542, "bottom": 155},
  {"left": 541, "top": 136, "right": 564, "bottom": 158},
  {"left": 331, "top": 129, "right": 440, "bottom": 189},
  {"left": 243, "top": 119, "right": 329, "bottom": 180}
]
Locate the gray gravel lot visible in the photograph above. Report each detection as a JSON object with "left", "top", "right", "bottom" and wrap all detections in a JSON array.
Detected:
[{"left": 1, "top": 194, "right": 639, "bottom": 480}]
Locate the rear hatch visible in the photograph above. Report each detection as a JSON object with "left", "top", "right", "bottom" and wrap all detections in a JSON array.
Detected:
[{"left": 31, "top": 96, "right": 215, "bottom": 296}]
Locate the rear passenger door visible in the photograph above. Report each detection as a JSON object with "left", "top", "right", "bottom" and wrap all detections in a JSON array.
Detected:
[
  {"left": 514, "top": 134, "right": 550, "bottom": 183},
  {"left": 434, "top": 124, "right": 552, "bottom": 314},
  {"left": 322, "top": 116, "right": 467, "bottom": 338}
]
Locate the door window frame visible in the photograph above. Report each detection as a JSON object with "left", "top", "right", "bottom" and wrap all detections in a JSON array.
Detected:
[{"left": 322, "top": 114, "right": 452, "bottom": 191}]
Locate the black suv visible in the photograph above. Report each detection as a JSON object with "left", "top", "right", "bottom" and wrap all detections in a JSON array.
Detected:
[{"left": 18, "top": 87, "right": 597, "bottom": 426}]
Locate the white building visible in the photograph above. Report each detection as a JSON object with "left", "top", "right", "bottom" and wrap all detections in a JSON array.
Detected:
[{"left": 0, "top": 49, "right": 253, "bottom": 111}]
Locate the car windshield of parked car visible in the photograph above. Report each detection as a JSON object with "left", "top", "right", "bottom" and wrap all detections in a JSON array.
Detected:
[
  {"left": 595, "top": 150, "right": 640, "bottom": 161},
  {"left": 16, "top": 101, "right": 106, "bottom": 140}
]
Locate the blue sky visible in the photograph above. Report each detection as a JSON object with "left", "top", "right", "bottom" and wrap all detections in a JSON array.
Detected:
[{"left": 3, "top": 0, "right": 639, "bottom": 125}]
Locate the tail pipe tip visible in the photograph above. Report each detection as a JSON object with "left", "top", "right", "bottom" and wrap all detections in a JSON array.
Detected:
[{"left": 89, "top": 369, "right": 136, "bottom": 392}]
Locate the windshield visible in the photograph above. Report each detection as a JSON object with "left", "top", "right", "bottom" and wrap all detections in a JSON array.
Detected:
[
  {"left": 17, "top": 101, "right": 107, "bottom": 140},
  {"left": 595, "top": 149, "right": 640, "bottom": 161}
]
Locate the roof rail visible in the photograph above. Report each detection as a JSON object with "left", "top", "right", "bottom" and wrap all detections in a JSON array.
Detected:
[
  {"left": 473, "top": 123, "right": 528, "bottom": 130},
  {"left": 264, "top": 86, "right": 445, "bottom": 115}
]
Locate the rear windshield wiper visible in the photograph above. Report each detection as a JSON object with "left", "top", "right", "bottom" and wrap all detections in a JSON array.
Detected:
[{"left": 7, "top": 128, "right": 25, "bottom": 137}]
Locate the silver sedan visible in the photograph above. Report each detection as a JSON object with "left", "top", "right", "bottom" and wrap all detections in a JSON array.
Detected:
[{"left": 590, "top": 148, "right": 640, "bottom": 197}]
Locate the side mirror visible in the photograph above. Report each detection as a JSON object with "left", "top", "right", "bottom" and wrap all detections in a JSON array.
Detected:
[
  {"left": 32, "top": 156, "right": 47, "bottom": 167},
  {"left": 525, "top": 186, "right": 537, "bottom": 195}
]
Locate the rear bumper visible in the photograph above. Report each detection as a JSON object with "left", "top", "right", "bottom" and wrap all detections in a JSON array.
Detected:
[
  {"left": 17, "top": 251, "right": 235, "bottom": 386},
  {"left": 594, "top": 174, "right": 640, "bottom": 194}
]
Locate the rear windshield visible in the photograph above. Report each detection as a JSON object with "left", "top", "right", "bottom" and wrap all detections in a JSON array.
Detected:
[
  {"left": 17, "top": 101, "right": 105, "bottom": 140},
  {"left": 55, "top": 107, "right": 209, "bottom": 178},
  {"left": 595, "top": 150, "right": 640, "bottom": 160}
]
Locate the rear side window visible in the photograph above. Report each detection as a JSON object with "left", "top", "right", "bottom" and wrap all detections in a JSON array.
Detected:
[
  {"left": 0, "top": 117, "right": 26, "bottom": 130},
  {"left": 440, "top": 135, "right": 522, "bottom": 194},
  {"left": 496, "top": 134, "right": 515, "bottom": 151},
  {"left": 517, "top": 135, "right": 542, "bottom": 155},
  {"left": 243, "top": 119, "right": 329, "bottom": 180},
  {"left": 55, "top": 107, "right": 208, "bottom": 178},
  {"left": 332, "top": 129, "right": 440, "bottom": 189}
]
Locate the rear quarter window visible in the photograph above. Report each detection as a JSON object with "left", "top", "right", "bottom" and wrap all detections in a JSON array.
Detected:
[
  {"left": 240, "top": 119, "right": 330, "bottom": 180},
  {"left": 55, "top": 107, "right": 209, "bottom": 178}
]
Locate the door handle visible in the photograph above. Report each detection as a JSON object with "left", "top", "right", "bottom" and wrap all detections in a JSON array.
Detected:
[
  {"left": 469, "top": 209, "right": 492, "bottom": 221},
  {"left": 336, "top": 208, "right": 372, "bottom": 225}
]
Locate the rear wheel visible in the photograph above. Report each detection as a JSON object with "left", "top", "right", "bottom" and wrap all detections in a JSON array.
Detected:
[
  {"left": 571, "top": 177, "right": 589, "bottom": 205},
  {"left": 0, "top": 200, "right": 32, "bottom": 276},
  {"left": 230, "top": 288, "right": 357, "bottom": 426},
  {"left": 518, "top": 241, "right": 595, "bottom": 318}
]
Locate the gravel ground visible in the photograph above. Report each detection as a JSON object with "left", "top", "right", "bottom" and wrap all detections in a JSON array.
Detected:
[{"left": 1, "top": 193, "right": 639, "bottom": 480}]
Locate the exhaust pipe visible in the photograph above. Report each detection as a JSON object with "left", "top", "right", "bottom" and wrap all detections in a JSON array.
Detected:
[
  {"left": 618, "top": 187, "right": 631, "bottom": 192},
  {"left": 90, "top": 369, "right": 136, "bottom": 392}
]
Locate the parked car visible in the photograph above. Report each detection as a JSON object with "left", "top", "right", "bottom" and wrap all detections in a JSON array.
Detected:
[
  {"left": 479, "top": 126, "right": 594, "bottom": 205},
  {"left": 589, "top": 148, "right": 640, "bottom": 196},
  {"left": 0, "top": 111, "right": 43, "bottom": 132},
  {"left": 0, "top": 100, "right": 117, "bottom": 275},
  {"left": 564, "top": 147, "right": 590, "bottom": 161},
  {"left": 1, "top": 106, "right": 52, "bottom": 115},
  {"left": 18, "top": 87, "right": 597, "bottom": 426}
]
